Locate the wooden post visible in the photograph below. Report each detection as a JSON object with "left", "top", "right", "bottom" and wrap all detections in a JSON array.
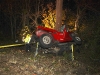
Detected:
[{"left": 71, "top": 44, "right": 74, "bottom": 61}]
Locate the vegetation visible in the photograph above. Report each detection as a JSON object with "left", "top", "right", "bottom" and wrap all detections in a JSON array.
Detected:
[{"left": 0, "top": 0, "right": 100, "bottom": 74}]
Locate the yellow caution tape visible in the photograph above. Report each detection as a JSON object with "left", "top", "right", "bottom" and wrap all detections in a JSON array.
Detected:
[{"left": 0, "top": 43, "right": 25, "bottom": 49}]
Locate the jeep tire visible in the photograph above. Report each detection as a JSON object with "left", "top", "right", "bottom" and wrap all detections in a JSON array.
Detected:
[
  {"left": 73, "top": 36, "right": 81, "bottom": 45},
  {"left": 39, "top": 34, "right": 53, "bottom": 48},
  {"left": 70, "top": 33, "right": 81, "bottom": 45}
]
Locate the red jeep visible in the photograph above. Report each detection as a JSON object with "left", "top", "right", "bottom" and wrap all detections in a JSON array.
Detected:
[{"left": 30, "top": 25, "right": 81, "bottom": 54}]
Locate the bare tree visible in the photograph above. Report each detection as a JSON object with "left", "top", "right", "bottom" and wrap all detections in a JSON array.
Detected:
[{"left": 74, "top": 0, "right": 99, "bottom": 32}]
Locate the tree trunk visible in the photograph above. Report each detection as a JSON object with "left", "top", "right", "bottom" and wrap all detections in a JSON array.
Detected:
[
  {"left": 14, "top": 15, "right": 17, "bottom": 40},
  {"left": 10, "top": 16, "right": 14, "bottom": 40},
  {"left": 75, "top": 16, "right": 79, "bottom": 32},
  {"left": 22, "top": 12, "right": 26, "bottom": 27},
  {"left": 55, "top": 0, "right": 63, "bottom": 31},
  {"left": 75, "top": 6, "right": 80, "bottom": 32}
]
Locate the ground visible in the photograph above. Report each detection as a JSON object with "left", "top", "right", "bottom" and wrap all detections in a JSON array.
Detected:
[{"left": 0, "top": 43, "right": 100, "bottom": 75}]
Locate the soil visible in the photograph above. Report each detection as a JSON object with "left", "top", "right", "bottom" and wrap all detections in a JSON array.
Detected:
[{"left": 0, "top": 44, "right": 100, "bottom": 75}]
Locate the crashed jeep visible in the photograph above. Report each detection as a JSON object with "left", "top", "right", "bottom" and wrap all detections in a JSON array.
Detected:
[{"left": 29, "top": 25, "right": 81, "bottom": 54}]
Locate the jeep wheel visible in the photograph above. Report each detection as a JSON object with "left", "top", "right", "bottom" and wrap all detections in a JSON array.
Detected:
[
  {"left": 39, "top": 34, "right": 53, "bottom": 48},
  {"left": 73, "top": 36, "right": 81, "bottom": 45},
  {"left": 70, "top": 33, "right": 81, "bottom": 45}
]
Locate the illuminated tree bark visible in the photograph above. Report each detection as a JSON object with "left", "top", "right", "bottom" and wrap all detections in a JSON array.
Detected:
[{"left": 55, "top": 0, "right": 63, "bottom": 31}]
